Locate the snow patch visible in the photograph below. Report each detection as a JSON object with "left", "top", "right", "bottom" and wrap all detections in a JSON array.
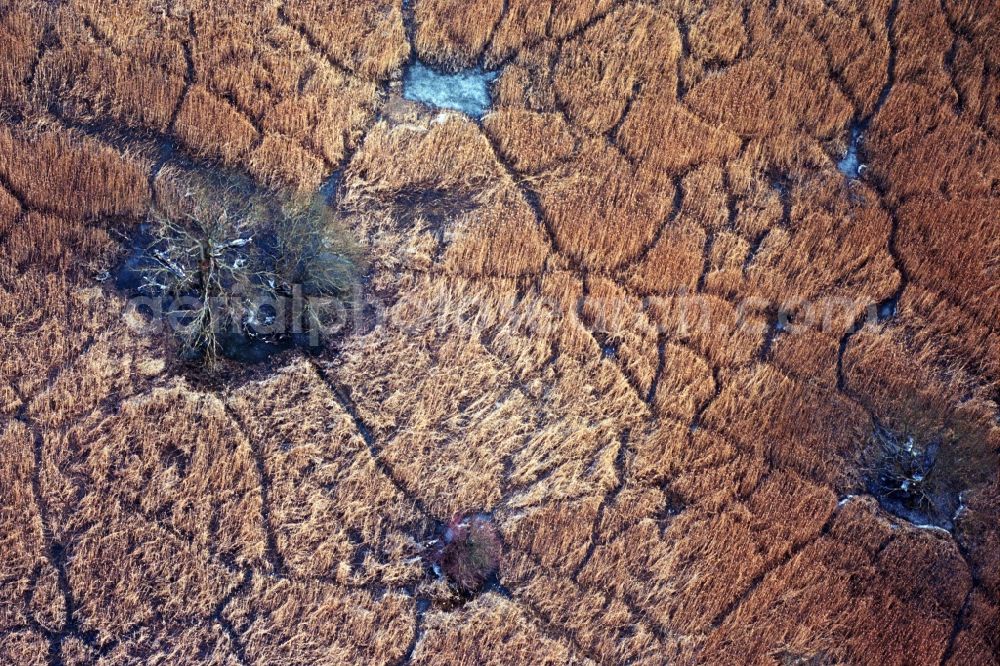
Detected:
[{"left": 403, "top": 61, "right": 499, "bottom": 118}]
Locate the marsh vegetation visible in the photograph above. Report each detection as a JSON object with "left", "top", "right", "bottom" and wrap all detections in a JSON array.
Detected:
[
  {"left": 118, "top": 170, "right": 364, "bottom": 365},
  {"left": 1, "top": 0, "right": 998, "bottom": 664}
]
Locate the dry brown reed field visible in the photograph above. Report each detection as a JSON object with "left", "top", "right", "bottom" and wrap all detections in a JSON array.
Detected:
[{"left": 1, "top": 0, "right": 998, "bottom": 664}]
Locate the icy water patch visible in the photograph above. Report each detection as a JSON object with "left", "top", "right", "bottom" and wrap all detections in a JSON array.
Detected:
[
  {"left": 838, "top": 125, "right": 862, "bottom": 179},
  {"left": 402, "top": 61, "right": 499, "bottom": 118}
]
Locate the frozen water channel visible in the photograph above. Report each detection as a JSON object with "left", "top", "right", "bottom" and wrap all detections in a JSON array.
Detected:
[
  {"left": 838, "top": 125, "right": 862, "bottom": 179},
  {"left": 402, "top": 61, "right": 498, "bottom": 118}
]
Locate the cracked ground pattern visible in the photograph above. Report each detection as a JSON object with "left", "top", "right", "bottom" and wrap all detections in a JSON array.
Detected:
[{"left": 1, "top": 0, "right": 999, "bottom": 664}]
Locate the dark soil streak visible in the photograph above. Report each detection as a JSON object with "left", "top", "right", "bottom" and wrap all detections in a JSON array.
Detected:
[
  {"left": 939, "top": 583, "right": 974, "bottom": 666},
  {"left": 572, "top": 428, "right": 631, "bottom": 581},
  {"left": 938, "top": 0, "right": 974, "bottom": 117},
  {"left": 10, "top": 337, "right": 99, "bottom": 662},
  {"left": 943, "top": 35, "right": 965, "bottom": 114},
  {"left": 191, "top": 79, "right": 267, "bottom": 156},
  {"left": 835, "top": 0, "right": 904, "bottom": 400},
  {"left": 646, "top": 334, "right": 668, "bottom": 405},
  {"left": 859, "top": 0, "right": 900, "bottom": 131},
  {"left": 24, "top": 23, "right": 59, "bottom": 92},
  {"left": 835, "top": 203, "right": 908, "bottom": 398},
  {"left": 81, "top": 17, "right": 121, "bottom": 57},
  {"left": 311, "top": 361, "right": 434, "bottom": 521},
  {"left": 607, "top": 80, "right": 641, "bottom": 145},
  {"left": 0, "top": 176, "right": 28, "bottom": 252},
  {"left": 223, "top": 404, "right": 287, "bottom": 577},
  {"left": 324, "top": 77, "right": 390, "bottom": 204},
  {"left": 696, "top": 232, "right": 715, "bottom": 293},
  {"left": 940, "top": 527, "right": 994, "bottom": 665},
  {"left": 480, "top": 128, "right": 564, "bottom": 261},
  {"left": 489, "top": 0, "right": 629, "bottom": 72},
  {"left": 676, "top": 15, "right": 691, "bottom": 100},
  {"left": 815, "top": 0, "right": 866, "bottom": 38},
  {"left": 21, "top": 564, "right": 50, "bottom": 646},
  {"left": 277, "top": 3, "right": 357, "bottom": 77},
  {"left": 742, "top": 229, "right": 769, "bottom": 274},
  {"left": 708, "top": 498, "right": 841, "bottom": 630},
  {"left": 166, "top": 13, "right": 197, "bottom": 135},
  {"left": 19, "top": 409, "right": 85, "bottom": 665},
  {"left": 799, "top": 14, "right": 865, "bottom": 118},
  {"left": 514, "top": 541, "right": 682, "bottom": 655},
  {"left": 212, "top": 567, "right": 253, "bottom": 666},
  {"left": 690, "top": 365, "right": 721, "bottom": 431},
  {"left": 395, "top": 598, "right": 425, "bottom": 666},
  {"left": 514, "top": 593, "right": 606, "bottom": 664},
  {"left": 481, "top": 0, "right": 510, "bottom": 59},
  {"left": 490, "top": 532, "right": 608, "bottom": 664},
  {"left": 623, "top": 173, "right": 685, "bottom": 276},
  {"left": 402, "top": 0, "right": 418, "bottom": 52},
  {"left": 0, "top": 168, "right": 31, "bottom": 213}
]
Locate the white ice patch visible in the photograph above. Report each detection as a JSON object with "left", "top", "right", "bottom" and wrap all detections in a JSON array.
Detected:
[
  {"left": 912, "top": 523, "right": 953, "bottom": 536},
  {"left": 837, "top": 494, "right": 858, "bottom": 507},
  {"left": 403, "top": 61, "right": 499, "bottom": 118}
]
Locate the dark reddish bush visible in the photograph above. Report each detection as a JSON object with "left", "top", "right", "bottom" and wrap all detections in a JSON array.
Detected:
[{"left": 431, "top": 514, "right": 502, "bottom": 594}]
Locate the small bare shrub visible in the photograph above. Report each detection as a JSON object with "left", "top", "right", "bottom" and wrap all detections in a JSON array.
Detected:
[{"left": 429, "top": 514, "right": 502, "bottom": 594}]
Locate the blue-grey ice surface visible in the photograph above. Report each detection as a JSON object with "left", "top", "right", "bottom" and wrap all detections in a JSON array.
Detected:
[
  {"left": 838, "top": 126, "right": 862, "bottom": 178},
  {"left": 402, "top": 61, "right": 499, "bottom": 118}
]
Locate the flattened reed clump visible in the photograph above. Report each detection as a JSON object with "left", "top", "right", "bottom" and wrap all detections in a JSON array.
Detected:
[
  {"left": 428, "top": 514, "right": 502, "bottom": 595},
  {"left": 118, "top": 169, "right": 365, "bottom": 365}
]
